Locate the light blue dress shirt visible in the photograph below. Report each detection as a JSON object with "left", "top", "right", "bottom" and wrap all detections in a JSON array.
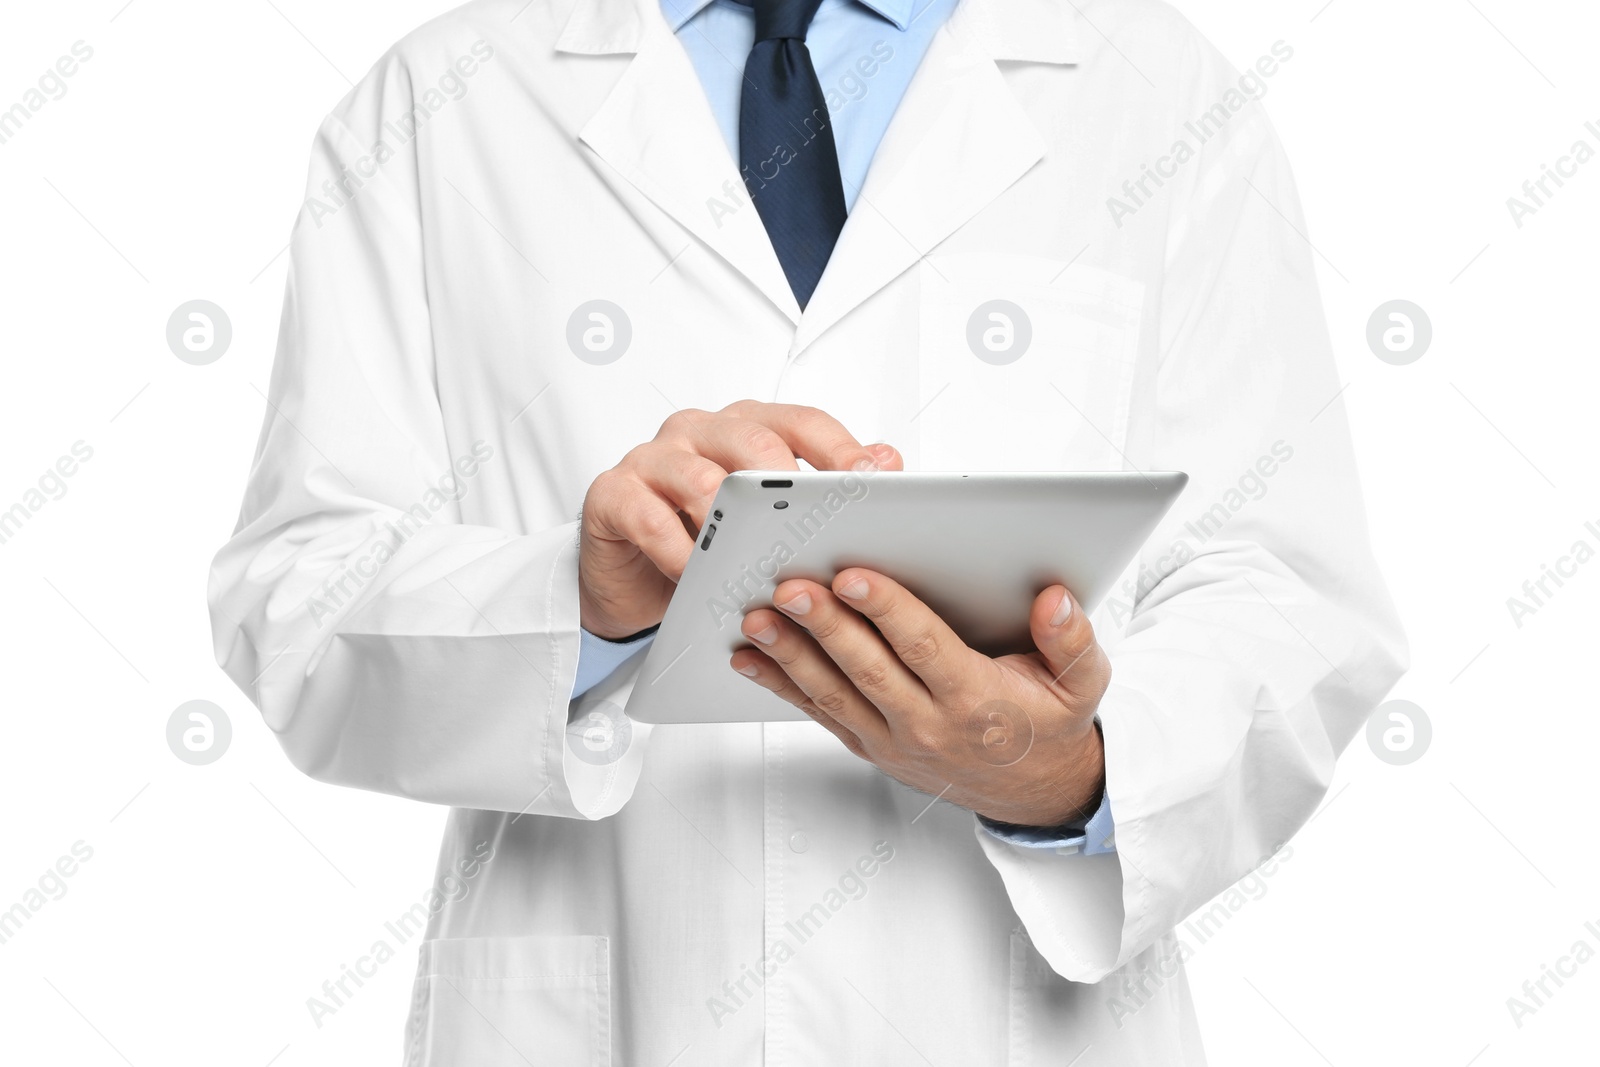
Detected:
[
  {"left": 662, "top": 0, "right": 957, "bottom": 210},
  {"left": 572, "top": 0, "right": 1114, "bottom": 855},
  {"left": 573, "top": 627, "right": 655, "bottom": 696}
]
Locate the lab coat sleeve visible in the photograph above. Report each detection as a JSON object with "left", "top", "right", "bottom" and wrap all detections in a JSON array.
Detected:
[
  {"left": 207, "top": 61, "right": 649, "bottom": 819},
  {"left": 975, "top": 40, "right": 1407, "bottom": 982}
]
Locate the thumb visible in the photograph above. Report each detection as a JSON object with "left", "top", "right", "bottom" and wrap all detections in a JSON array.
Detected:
[
  {"left": 1029, "top": 586, "right": 1105, "bottom": 687},
  {"left": 862, "top": 442, "right": 904, "bottom": 472}
]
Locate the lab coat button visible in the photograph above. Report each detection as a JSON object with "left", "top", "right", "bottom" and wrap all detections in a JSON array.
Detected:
[{"left": 788, "top": 831, "right": 809, "bottom": 853}]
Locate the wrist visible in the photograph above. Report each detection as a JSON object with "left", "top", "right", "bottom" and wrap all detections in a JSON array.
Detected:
[
  {"left": 578, "top": 587, "right": 653, "bottom": 641},
  {"left": 977, "top": 719, "right": 1104, "bottom": 829}
]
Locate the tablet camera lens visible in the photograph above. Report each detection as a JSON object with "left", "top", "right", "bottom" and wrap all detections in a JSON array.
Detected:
[{"left": 773, "top": 500, "right": 789, "bottom": 510}]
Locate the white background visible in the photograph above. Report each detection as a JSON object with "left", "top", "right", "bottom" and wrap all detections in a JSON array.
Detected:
[{"left": 1, "top": 1, "right": 1596, "bottom": 1064}]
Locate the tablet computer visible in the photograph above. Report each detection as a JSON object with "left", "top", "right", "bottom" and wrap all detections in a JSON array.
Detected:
[{"left": 624, "top": 469, "right": 1187, "bottom": 725}]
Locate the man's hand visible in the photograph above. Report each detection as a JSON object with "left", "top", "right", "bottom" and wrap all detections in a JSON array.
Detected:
[
  {"left": 731, "top": 572, "right": 1109, "bottom": 828},
  {"left": 579, "top": 402, "right": 901, "bottom": 639}
]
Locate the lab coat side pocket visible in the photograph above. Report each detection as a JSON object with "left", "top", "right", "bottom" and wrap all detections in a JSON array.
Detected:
[
  {"left": 403, "top": 934, "right": 611, "bottom": 1067},
  {"left": 1009, "top": 927, "right": 1199, "bottom": 1067},
  {"left": 1009, "top": 926, "right": 1094, "bottom": 1067}
]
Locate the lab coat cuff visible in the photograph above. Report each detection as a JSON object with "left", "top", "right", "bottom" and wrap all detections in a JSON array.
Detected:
[
  {"left": 973, "top": 685, "right": 1163, "bottom": 984},
  {"left": 552, "top": 534, "right": 655, "bottom": 822}
]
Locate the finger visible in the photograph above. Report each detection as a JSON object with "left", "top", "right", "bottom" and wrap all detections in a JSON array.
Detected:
[
  {"left": 738, "top": 609, "right": 890, "bottom": 749},
  {"left": 629, "top": 445, "right": 729, "bottom": 528},
  {"left": 657, "top": 408, "right": 803, "bottom": 473},
  {"left": 588, "top": 471, "right": 696, "bottom": 581},
  {"left": 771, "top": 578, "right": 932, "bottom": 721},
  {"left": 832, "top": 569, "right": 975, "bottom": 702},
  {"left": 730, "top": 648, "right": 872, "bottom": 760},
  {"left": 1028, "top": 586, "right": 1111, "bottom": 695},
  {"left": 722, "top": 401, "right": 904, "bottom": 473}
]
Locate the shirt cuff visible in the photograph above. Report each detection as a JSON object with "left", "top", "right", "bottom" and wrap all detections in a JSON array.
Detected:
[
  {"left": 976, "top": 789, "right": 1115, "bottom": 857},
  {"left": 572, "top": 626, "right": 657, "bottom": 700}
]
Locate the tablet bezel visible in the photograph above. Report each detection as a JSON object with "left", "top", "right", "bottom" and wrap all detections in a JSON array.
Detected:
[{"left": 624, "top": 469, "right": 1186, "bottom": 725}]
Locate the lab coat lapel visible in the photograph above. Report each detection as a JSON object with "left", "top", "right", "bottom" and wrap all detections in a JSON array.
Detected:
[
  {"left": 561, "top": 0, "right": 803, "bottom": 323},
  {"left": 791, "top": 0, "right": 1078, "bottom": 355}
]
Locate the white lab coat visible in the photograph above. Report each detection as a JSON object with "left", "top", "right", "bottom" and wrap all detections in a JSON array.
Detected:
[{"left": 209, "top": 0, "right": 1406, "bottom": 1061}]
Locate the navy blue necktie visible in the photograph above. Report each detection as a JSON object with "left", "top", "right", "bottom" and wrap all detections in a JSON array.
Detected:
[{"left": 734, "top": 0, "right": 848, "bottom": 308}]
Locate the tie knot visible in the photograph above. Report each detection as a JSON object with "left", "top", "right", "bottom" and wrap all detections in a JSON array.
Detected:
[{"left": 743, "top": 0, "right": 826, "bottom": 42}]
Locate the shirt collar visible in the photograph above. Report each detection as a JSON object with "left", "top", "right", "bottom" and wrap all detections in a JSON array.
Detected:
[{"left": 660, "top": 0, "right": 915, "bottom": 34}]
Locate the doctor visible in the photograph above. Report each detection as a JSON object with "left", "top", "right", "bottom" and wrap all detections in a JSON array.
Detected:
[{"left": 210, "top": 0, "right": 1405, "bottom": 1062}]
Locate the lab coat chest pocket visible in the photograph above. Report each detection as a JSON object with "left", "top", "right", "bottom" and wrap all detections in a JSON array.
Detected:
[
  {"left": 915, "top": 256, "right": 1143, "bottom": 472},
  {"left": 404, "top": 934, "right": 610, "bottom": 1067}
]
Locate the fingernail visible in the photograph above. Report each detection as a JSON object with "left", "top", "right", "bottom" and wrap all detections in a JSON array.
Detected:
[
  {"left": 1050, "top": 590, "right": 1074, "bottom": 627},
  {"left": 838, "top": 577, "right": 869, "bottom": 600},
  {"left": 735, "top": 663, "right": 760, "bottom": 677},
  {"left": 750, "top": 624, "right": 779, "bottom": 646},
  {"left": 777, "top": 592, "right": 812, "bottom": 616}
]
